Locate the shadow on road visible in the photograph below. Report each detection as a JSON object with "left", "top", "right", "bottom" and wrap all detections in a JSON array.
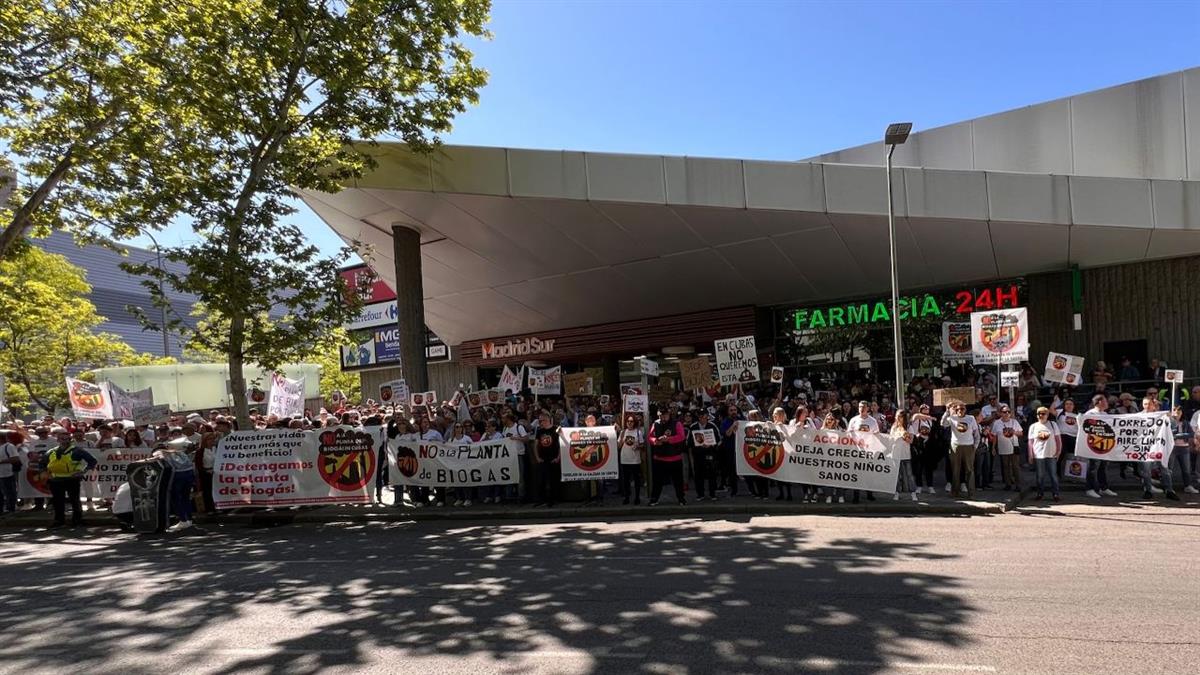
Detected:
[{"left": 0, "top": 519, "right": 977, "bottom": 674}]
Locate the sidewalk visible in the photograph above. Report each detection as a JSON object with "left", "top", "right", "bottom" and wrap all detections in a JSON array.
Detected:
[{"left": 0, "top": 487, "right": 1023, "bottom": 528}]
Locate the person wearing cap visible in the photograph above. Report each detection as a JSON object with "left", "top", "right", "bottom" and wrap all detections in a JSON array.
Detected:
[
  {"left": 37, "top": 428, "right": 97, "bottom": 528},
  {"left": 989, "top": 406, "right": 1023, "bottom": 491},
  {"left": 648, "top": 405, "right": 687, "bottom": 506},
  {"left": 940, "top": 400, "right": 980, "bottom": 498},
  {"left": 1028, "top": 406, "right": 1061, "bottom": 501},
  {"left": 689, "top": 408, "right": 721, "bottom": 502}
]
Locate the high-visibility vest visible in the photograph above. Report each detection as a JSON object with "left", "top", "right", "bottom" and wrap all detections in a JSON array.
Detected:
[{"left": 46, "top": 445, "right": 86, "bottom": 478}]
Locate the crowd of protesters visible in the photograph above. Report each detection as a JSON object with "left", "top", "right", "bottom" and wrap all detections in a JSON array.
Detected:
[{"left": 1, "top": 354, "right": 1199, "bottom": 530}]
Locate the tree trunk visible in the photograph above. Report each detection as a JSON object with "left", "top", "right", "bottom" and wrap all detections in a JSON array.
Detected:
[
  {"left": 228, "top": 311, "right": 250, "bottom": 429},
  {"left": 0, "top": 145, "right": 77, "bottom": 259}
]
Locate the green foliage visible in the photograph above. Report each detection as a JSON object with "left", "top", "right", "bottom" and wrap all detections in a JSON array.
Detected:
[
  {"left": 0, "top": 1, "right": 211, "bottom": 257},
  {"left": 0, "top": 244, "right": 170, "bottom": 412},
  {"left": 121, "top": 0, "right": 489, "bottom": 425}
]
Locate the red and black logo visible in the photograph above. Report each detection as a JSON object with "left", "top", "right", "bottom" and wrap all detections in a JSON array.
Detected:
[
  {"left": 316, "top": 428, "right": 376, "bottom": 491},
  {"left": 742, "top": 424, "right": 785, "bottom": 476},
  {"left": 568, "top": 431, "right": 609, "bottom": 472},
  {"left": 1082, "top": 418, "right": 1116, "bottom": 454}
]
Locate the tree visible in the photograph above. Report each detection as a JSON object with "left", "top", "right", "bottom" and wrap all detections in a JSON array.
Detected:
[
  {"left": 123, "top": 0, "right": 489, "bottom": 427},
  {"left": 0, "top": 1, "right": 209, "bottom": 259},
  {"left": 0, "top": 243, "right": 173, "bottom": 412}
]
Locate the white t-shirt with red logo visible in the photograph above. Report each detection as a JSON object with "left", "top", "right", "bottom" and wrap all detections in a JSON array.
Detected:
[
  {"left": 847, "top": 414, "right": 879, "bottom": 434},
  {"left": 619, "top": 429, "right": 644, "bottom": 464},
  {"left": 990, "top": 419, "right": 1022, "bottom": 455},
  {"left": 1057, "top": 411, "right": 1079, "bottom": 437}
]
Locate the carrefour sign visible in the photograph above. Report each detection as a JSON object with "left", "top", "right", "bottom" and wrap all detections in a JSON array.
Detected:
[{"left": 345, "top": 300, "right": 398, "bottom": 330}]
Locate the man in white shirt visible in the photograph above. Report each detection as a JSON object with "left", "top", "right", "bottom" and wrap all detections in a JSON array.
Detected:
[
  {"left": 1081, "top": 394, "right": 1119, "bottom": 497},
  {"left": 0, "top": 431, "right": 22, "bottom": 515},
  {"left": 1028, "top": 407, "right": 1061, "bottom": 501},
  {"left": 989, "top": 406, "right": 1023, "bottom": 491},
  {"left": 940, "top": 400, "right": 981, "bottom": 498},
  {"left": 848, "top": 401, "right": 880, "bottom": 434}
]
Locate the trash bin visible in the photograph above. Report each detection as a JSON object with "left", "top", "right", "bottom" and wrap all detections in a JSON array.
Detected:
[{"left": 127, "top": 458, "right": 174, "bottom": 534}]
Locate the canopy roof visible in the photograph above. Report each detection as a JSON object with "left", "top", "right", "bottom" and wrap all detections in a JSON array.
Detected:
[{"left": 298, "top": 67, "right": 1200, "bottom": 347}]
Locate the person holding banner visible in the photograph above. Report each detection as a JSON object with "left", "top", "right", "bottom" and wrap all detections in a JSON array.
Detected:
[
  {"left": 820, "top": 411, "right": 848, "bottom": 504},
  {"left": 618, "top": 414, "right": 645, "bottom": 505},
  {"left": 890, "top": 411, "right": 918, "bottom": 502},
  {"left": 38, "top": 428, "right": 97, "bottom": 528},
  {"left": 940, "top": 401, "right": 980, "bottom": 498},
  {"left": 1135, "top": 397, "right": 1177, "bottom": 500},
  {"left": 719, "top": 404, "right": 743, "bottom": 498},
  {"left": 0, "top": 431, "right": 20, "bottom": 516},
  {"left": 769, "top": 407, "right": 793, "bottom": 502},
  {"left": 908, "top": 404, "right": 937, "bottom": 494},
  {"left": 1166, "top": 406, "right": 1196, "bottom": 496},
  {"left": 648, "top": 406, "right": 687, "bottom": 506},
  {"left": 533, "top": 411, "right": 562, "bottom": 508},
  {"left": 1028, "top": 407, "right": 1061, "bottom": 501},
  {"left": 154, "top": 441, "right": 198, "bottom": 531},
  {"left": 1083, "top": 394, "right": 1118, "bottom": 496},
  {"left": 792, "top": 405, "right": 820, "bottom": 503}
]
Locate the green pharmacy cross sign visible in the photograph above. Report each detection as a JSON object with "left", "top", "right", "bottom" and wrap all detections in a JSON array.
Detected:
[{"left": 791, "top": 284, "right": 1022, "bottom": 331}]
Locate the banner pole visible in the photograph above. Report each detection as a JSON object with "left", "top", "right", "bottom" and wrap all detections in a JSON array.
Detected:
[{"left": 642, "top": 371, "right": 652, "bottom": 502}]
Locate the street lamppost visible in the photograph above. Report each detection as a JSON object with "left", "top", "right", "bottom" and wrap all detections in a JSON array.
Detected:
[
  {"left": 884, "top": 121, "right": 912, "bottom": 410},
  {"left": 141, "top": 231, "right": 171, "bottom": 358}
]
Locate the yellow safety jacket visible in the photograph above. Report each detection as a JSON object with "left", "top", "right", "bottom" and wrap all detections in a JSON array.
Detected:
[{"left": 45, "top": 444, "right": 87, "bottom": 478}]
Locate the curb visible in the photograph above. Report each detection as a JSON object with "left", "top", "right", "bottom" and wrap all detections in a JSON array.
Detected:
[{"left": 0, "top": 496, "right": 1019, "bottom": 529}]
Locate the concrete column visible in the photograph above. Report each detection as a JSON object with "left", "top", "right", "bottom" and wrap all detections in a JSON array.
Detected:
[
  {"left": 602, "top": 356, "right": 621, "bottom": 397},
  {"left": 391, "top": 224, "right": 428, "bottom": 392}
]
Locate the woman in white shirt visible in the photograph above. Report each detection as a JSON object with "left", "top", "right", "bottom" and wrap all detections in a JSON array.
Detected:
[
  {"left": 618, "top": 414, "right": 645, "bottom": 505},
  {"left": 1028, "top": 407, "right": 1061, "bottom": 501},
  {"left": 891, "top": 411, "right": 918, "bottom": 501},
  {"left": 792, "top": 405, "right": 820, "bottom": 503}
]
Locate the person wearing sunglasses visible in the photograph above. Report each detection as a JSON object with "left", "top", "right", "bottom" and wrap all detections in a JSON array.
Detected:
[{"left": 1028, "top": 407, "right": 1061, "bottom": 501}]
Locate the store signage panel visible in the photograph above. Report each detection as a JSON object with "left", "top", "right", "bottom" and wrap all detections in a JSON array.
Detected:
[{"left": 790, "top": 282, "right": 1023, "bottom": 331}]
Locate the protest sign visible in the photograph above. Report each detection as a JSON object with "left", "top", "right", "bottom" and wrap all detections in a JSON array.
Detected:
[
  {"left": 213, "top": 426, "right": 379, "bottom": 508},
  {"left": 378, "top": 379, "right": 406, "bottom": 404},
  {"left": 423, "top": 391, "right": 438, "bottom": 406},
  {"left": 529, "top": 366, "right": 561, "bottom": 395},
  {"left": 15, "top": 439, "right": 55, "bottom": 499},
  {"left": 734, "top": 422, "right": 896, "bottom": 492},
  {"left": 485, "top": 389, "right": 504, "bottom": 405},
  {"left": 970, "top": 308, "right": 1029, "bottom": 365},
  {"left": 715, "top": 336, "right": 759, "bottom": 386},
  {"left": 1044, "top": 352, "right": 1085, "bottom": 385},
  {"left": 109, "top": 383, "right": 153, "bottom": 420},
  {"left": 1000, "top": 371, "right": 1019, "bottom": 388},
  {"left": 498, "top": 365, "right": 524, "bottom": 393},
  {"left": 558, "top": 425, "right": 619, "bottom": 481},
  {"left": 90, "top": 447, "right": 156, "bottom": 498},
  {"left": 1063, "top": 455, "right": 1088, "bottom": 482},
  {"left": 679, "top": 357, "right": 713, "bottom": 391},
  {"left": 933, "top": 387, "right": 978, "bottom": 406},
  {"left": 66, "top": 378, "right": 113, "bottom": 420},
  {"left": 770, "top": 367, "right": 784, "bottom": 385},
  {"left": 247, "top": 386, "right": 268, "bottom": 406},
  {"left": 388, "top": 437, "right": 520, "bottom": 488},
  {"left": 640, "top": 359, "right": 660, "bottom": 377},
  {"left": 1073, "top": 411, "right": 1174, "bottom": 466},
  {"left": 267, "top": 373, "right": 305, "bottom": 418},
  {"left": 623, "top": 395, "right": 649, "bottom": 415},
  {"left": 133, "top": 404, "right": 172, "bottom": 427},
  {"left": 941, "top": 322, "right": 972, "bottom": 359},
  {"left": 467, "top": 391, "right": 484, "bottom": 408},
  {"left": 691, "top": 429, "right": 717, "bottom": 446},
  {"left": 1165, "top": 369, "right": 1184, "bottom": 384},
  {"left": 564, "top": 372, "right": 594, "bottom": 396}
]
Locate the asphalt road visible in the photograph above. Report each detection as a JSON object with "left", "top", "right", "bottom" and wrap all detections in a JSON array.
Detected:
[{"left": 1, "top": 506, "right": 1197, "bottom": 674}]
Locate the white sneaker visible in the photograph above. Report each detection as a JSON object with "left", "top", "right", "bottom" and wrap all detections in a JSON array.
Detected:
[
  {"left": 911, "top": 493, "right": 919, "bottom": 502},
  {"left": 1085, "top": 489, "right": 1101, "bottom": 499},
  {"left": 960, "top": 483, "right": 969, "bottom": 493},
  {"left": 167, "top": 520, "right": 192, "bottom": 532},
  {"left": 825, "top": 496, "right": 833, "bottom": 504},
  {"left": 1150, "top": 486, "right": 1164, "bottom": 495},
  {"left": 453, "top": 499, "right": 463, "bottom": 506},
  {"left": 928, "top": 486, "right": 936, "bottom": 494},
  {"left": 436, "top": 501, "right": 446, "bottom": 507},
  {"left": 413, "top": 502, "right": 424, "bottom": 509},
  {"left": 463, "top": 500, "right": 472, "bottom": 507},
  {"left": 838, "top": 496, "right": 846, "bottom": 504},
  {"left": 1101, "top": 489, "right": 1118, "bottom": 497},
  {"left": 893, "top": 493, "right": 900, "bottom": 501},
  {"left": 945, "top": 483, "right": 952, "bottom": 492}
]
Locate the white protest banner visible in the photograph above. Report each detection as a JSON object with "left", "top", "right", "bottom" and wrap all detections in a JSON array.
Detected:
[
  {"left": 15, "top": 439, "right": 56, "bottom": 499},
  {"left": 387, "top": 437, "right": 520, "bottom": 488},
  {"left": 691, "top": 429, "right": 717, "bottom": 446},
  {"left": 941, "top": 322, "right": 972, "bottom": 359},
  {"left": 498, "top": 365, "right": 524, "bottom": 393},
  {"left": 970, "top": 308, "right": 1029, "bottom": 365},
  {"left": 65, "top": 378, "right": 113, "bottom": 420},
  {"left": 90, "top": 447, "right": 155, "bottom": 498},
  {"left": 267, "top": 373, "right": 305, "bottom": 418},
  {"left": 1044, "top": 352, "right": 1085, "bottom": 385},
  {"left": 735, "top": 422, "right": 896, "bottom": 492},
  {"left": 623, "top": 394, "right": 649, "bottom": 415},
  {"left": 133, "top": 403, "right": 172, "bottom": 427},
  {"left": 558, "top": 425, "right": 619, "bottom": 481},
  {"left": 1073, "top": 411, "right": 1174, "bottom": 466},
  {"left": 529, "top": 366, "right": 560, "bottom": 395},
  {"left": 213, "top": 426, "right": 379, "bottom": 508},
  {"left": 640, "top": 359, "right": 660, "bottom": 377},
  {"left": 714, "top": 335, "right": 759, "bottom": 386}
]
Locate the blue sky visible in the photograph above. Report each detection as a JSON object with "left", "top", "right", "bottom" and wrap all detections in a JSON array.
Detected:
[{"left": 138, "top": 0, "right": 1200, "bottom": 255}]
